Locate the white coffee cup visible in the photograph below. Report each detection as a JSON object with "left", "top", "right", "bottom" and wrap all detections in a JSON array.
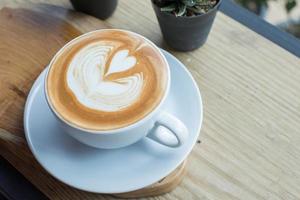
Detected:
[{"left": 45, "top": 29, "right": 188, "bottom": 149}]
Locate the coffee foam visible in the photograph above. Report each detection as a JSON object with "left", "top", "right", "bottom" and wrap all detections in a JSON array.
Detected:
[
  {"left": 67, "top": 43, "right": 143, "bottom": 111},
  {"left": 46, "top": 30, "right": 169, "bottom": 131}
]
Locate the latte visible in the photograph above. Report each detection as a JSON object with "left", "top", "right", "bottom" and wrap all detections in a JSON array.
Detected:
[{"left": 46, "top": 30, "right": 169, "bottom": 131}]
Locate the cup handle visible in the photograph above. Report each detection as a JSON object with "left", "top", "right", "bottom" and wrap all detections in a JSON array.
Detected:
[{"left": 147, "top": 111, "right": 188, "bottom": 147}]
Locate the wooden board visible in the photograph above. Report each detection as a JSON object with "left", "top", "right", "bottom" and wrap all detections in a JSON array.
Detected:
[
  {"left": 1, "top": 0, "right": 300, "bottom": 199},
  {"left": 113, "top": 160, "right": 187, "bottom": 198},
  {"left": 0, "top": 2, "right": 188, "bottom": 199}
]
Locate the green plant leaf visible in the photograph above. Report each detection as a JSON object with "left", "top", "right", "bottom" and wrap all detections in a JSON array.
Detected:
[
  {"left": 158, "top": 0, "right": 217, "bottom": 16},
  {"left": 160, "top": 3, "right": 177, "bottom": 12},
  {"left": 285, "top": 0, "right": 297, "bottom": 13},
  {"left": 187, "top": 7, "right": 203, "bottom": 14},
  {"left": 176, "top": 3, "right": 187, "bottom": 16},
  {"left": 181, "top": 0, "right": 197, "bottom": 7},
  {"left": 196, "top": 1, "right": 211, "bottom": 6},
  {"left": 195, "top": 0, "right": 206, "bottom": 4}
]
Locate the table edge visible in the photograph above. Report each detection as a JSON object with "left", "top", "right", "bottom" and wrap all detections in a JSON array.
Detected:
[{"left": 220, "top": 0, "right": 300, "bottom": 58}]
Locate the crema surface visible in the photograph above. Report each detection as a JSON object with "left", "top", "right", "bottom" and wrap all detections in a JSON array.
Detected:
[{"left": 46, "top": 30, "right": 168, "bottom": 131}]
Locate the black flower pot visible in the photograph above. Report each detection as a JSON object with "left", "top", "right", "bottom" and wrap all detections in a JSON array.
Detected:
[
  {"left": 152, "top": 0, "right": 222, "bottom": 51},
  {"left": 70, "top": 0, "right": 118, "bottom": 20}
]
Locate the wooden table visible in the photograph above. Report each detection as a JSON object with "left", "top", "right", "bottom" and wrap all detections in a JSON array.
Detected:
[{"left": 1, "top": 0, "right": 300, "bottom": 199}]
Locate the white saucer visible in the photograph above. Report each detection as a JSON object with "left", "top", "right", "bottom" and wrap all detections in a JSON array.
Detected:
[{"left": 24, "top": 50, "right": 203, "bottom": 193}]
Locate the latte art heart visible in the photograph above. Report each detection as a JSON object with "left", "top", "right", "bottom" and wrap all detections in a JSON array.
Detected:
[
  {"left": 47, "top": 30, "right": 169, "bottom": 130},
  {"left": 67, "top": 42, "right": 143, "bottom": 111},
  {"left": 106, "top": 49, "right": 137, "bottom": 75}
]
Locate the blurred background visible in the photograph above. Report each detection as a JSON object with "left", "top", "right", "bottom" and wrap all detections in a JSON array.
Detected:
[{"left": 235, "top": 0, "right": 300, "bottom": 38}]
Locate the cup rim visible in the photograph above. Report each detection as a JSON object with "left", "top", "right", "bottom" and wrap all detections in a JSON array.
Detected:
[{"left": 44, "top": 29, "right": 171, "bottom": 134}]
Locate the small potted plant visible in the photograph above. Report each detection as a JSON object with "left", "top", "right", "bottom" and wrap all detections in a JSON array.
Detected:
[
  {"left": 152, "top": 0, "right": 222, "bottom": 51},
  {"left": 70, "top": 0, "right": 118, "bottom": 20}
]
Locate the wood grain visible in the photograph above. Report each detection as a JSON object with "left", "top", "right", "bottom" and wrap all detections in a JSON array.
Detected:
[
  {"left": 0, "top": 2, "right": 187, "bottom": 199},
  {"left": 0, "top": 0, "right": 300, "bottom": 199},
  {"left": 113, "top": 160, "right": 187, "bottom": 199}
]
